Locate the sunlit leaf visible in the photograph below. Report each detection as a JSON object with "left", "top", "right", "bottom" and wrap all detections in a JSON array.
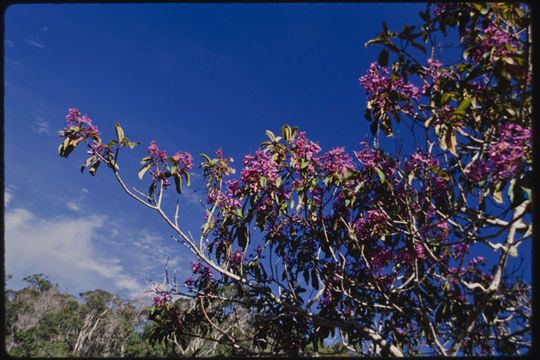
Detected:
[
  {"left": 114, "top": 123, "right": 125, "bottom": 142},
  {"left": 374, "top": 167, "right": 386, "bottom": 184},
  {"left": 138, "top": 162, "right": 153, "bottom": 180}
]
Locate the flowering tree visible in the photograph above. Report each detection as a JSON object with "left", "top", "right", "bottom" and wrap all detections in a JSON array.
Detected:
[{"left": 58, "top": 3, "right": 532, "bottom": 356}]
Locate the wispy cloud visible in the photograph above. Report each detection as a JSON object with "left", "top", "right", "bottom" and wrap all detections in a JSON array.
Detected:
[
  {"left": 25, "top": 38, "right": 45, "bottom": 49},
  {"left": 5, "top": 39, "right": 14, "bottom": 48},
  {"left": 5, "top": 190, "right": 13, "bottom": 206},
  {"left": 5, "top": 58, "right": 23, "bottom": 68},
  {"left": 5, "top": 207, "right": 147, "bottom": 296},
  {"left": 66, "top": 201, "right": 81, "bottom": 211},
  {"left": 31, "top": 116, "right": 50, "bottom": 134}
]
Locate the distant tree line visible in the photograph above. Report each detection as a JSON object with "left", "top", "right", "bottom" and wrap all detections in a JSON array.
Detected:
[
  {"left": 4, "top": 274, "right": 344, "bottom": 357},
  {"left": 4, "top": 273, "right": 170, "bottom": 357}
]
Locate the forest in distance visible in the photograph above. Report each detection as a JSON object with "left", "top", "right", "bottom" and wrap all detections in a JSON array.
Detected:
[{"left": 4, "top": 273, "right": 345, "bottom": 357}]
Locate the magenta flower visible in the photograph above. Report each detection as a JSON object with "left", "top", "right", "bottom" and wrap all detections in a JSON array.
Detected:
[
  {"left": 472, "top": 24, "right": 519, "bottom": 63},
  {"left": 360, "top": 62, "right": 420, "bottom": 118},
  {"left": 230, "top": 249, "right": 245, "bottom": 267},
  {"left": 147, "top": 140, "right": 166, "bottom": 160},
  {"left": 172, "top": 151, "right": 193, "bottom": 170},
  {"left": 464, "top": 122, "right": 531, "bottom": 184}
]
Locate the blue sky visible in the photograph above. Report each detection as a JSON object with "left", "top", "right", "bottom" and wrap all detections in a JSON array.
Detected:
[{"left": 4, "top": 3, "right": 530, "bottom": 303}]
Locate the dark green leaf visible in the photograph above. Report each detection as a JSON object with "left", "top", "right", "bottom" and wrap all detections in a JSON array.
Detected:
[
  {"left": 173, "top": 172, "right": 182, "bottom": 194},
  {"left": 311, "top": 269, "right": 319, "bottom": 289},
  {"left": 378, "top": 49, "right": 389, "bottom": 67}
]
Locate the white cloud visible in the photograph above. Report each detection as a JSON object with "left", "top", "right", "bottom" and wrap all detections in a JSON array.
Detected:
[
  {"left": 66, "top": 201, "right": 81, "bottom": 212},
  {"left": 5, "top": 207, "right": 147, "bottom": 296},
  {"left": 40, "top": 26, "right": 48, "bottom": 32},
  {"left": 5, "top": 190, "right": 13, "bottom": 206},
  {"left": 81, "top": 188, "right": 89, "bottom": 193},
  {"left": 5, "top": 39, "right": 14, "bottom": 48},
  {"left": 25, "top": 38, "right": 45, "bottom": 49},
  {"left": 31, "top": 116, "right": 50, "bottom": 134}
]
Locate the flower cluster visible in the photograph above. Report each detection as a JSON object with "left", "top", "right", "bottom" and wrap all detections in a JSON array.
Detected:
[
  {"left": 289, "top": 131, "right": 322, "bottom": 172},
  {"left": 172, "top": 151, "right": 193, "bottom": 170},
  {"left": 153, "top": 288, "right": 172, "bottom": 306},
  {"left": 143, "top": 140, "right": 193, "bottom": 191},
  {"left": 464, "top": 122, "right": 531, "bottom": 183},
  {"left": 184, "top": 261, "right": 216, "bottom": 291},
  {"left": 63, "top": 108, "right": 101, "bottom": 138},
  {"left": 472, "top": 25, "right": 519, "bottom": 63},
  {"left": 321, "top": 146, "right": 355, "bottom": 178},
  {"left": 146, "top": 141, "right": 171, "bottom": 188},
  {"left": 420, "top": 58, "right": 456, "bottom": 95},
  {"left": 241, "top": 149, "right": 280, "bottom": 191},
  {"left": 432, "top": 3, "right": 450, "bottom": 18},
  {"left": 360, "top": 62, "right": 420, "bottom": 117},
  {"left": 353, "top": 209, "right": 388, "bottom": 241},
  {"left": 230, "top": 249, "right": 245, "bottom": 268}
]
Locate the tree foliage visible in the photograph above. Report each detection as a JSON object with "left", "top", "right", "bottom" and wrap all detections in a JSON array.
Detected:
[
  {"left": 56, "top": 3, "right": 532, "bottom": 356},
  {"left": 4, "top": 274, "right": 168, "bottom": 357}
]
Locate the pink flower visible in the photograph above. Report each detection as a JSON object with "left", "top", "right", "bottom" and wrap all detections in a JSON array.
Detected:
[
  {"left": 360, "top": 62, "right": 419, "bottom": 118},
  {"left": 172, "top": 151, "right": 193, "bottom": 170},
  {"left": 464, "top": 122, "right": 531, "bottom": 183},
  {"left": 147, "top": 140, "right": 166, "bottom": 160}
]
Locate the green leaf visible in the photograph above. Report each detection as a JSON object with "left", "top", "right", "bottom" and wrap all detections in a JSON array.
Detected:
[
  {"left": 138, "top": 162, "right": 153, "bottom": 180},
  {"left": 291, "top": 126, "right": 298, "bottom": 139},
  {"left": 88, "top": 161, "right": 101, "bottom": 176},
  {"left": 265, "top": 130, "right": 276, "bottom": 142},
  {"left": 311, "top": 269, "right": 319, "bottom": 289},
  {"left": 411, "top": 41, "right": 426, "bottom": 54},
  {"left": 173, "top": 172, "right": 182, "bottom": 194},
  {"left": 457, "top": 98, "right": 473, "bottom": 112},
  {"left": 127, "top": 141, "right": 139, "bottom": 149},
  {"left": 140, "top": 156, "right": 153, "bottom": 164},
  {"left": 428, "top": 166, "right": 450, "bottom": 181},
  {"left": 374, "top": 167, "right": 386, "bottom": 184},
  {"left": 80, "top": 156, "right": 97, "bottom": 173},
  {"left": 260, "top": 176, "right": 268, "bottom": 188},
  {"left": 507, "top": 178, "right": 516, "bottom": 204},
  {"left": 282, "top": 125, "right": 292, "bottom": 142},
  {"left": 200, "top": 153, "right": 211, "bottom": 162},
  {"left": 378, "top": 49, "right": 389, "bottom": 67},
  {"left": 364, "top": 38, "right": 384, "bottom": 47},
  {"left": 492, "top": 189, "right": 503, "bottom": 203},
  {"left": 276, "top": 177, "right": 283, "bottom": 188},
  {"left": 148, "top": 181, "right": 157, "bottom": 199},
  {"left": 441, "top": 92, "right": 453, "bottom": 104},
  {"left": 238, "top": 227, "right": 247, "bottom": 249},
  {"left": 114, "top": 123, "right": 125, "bottom": 142}
]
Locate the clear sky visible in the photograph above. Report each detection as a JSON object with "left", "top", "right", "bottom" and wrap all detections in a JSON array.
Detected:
[{"left": 5, "top": 3, "right": 529, "bottom": 301}]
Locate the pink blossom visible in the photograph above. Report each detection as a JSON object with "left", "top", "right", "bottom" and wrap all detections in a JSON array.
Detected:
[
  {"left": 464, "top": 122, "right": 531, "bottom": 183},
  {"left": 360, "top": 62, "right": 420, "bottom": 118},
  {"left": 172, "top": 151, "right": 193, "bottom": 170}
]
